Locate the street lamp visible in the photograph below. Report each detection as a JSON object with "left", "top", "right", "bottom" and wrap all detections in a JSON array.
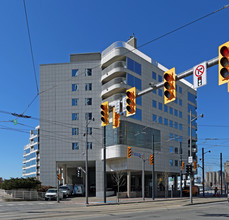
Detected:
[
  {"left": 199, "top": 148, "right": 211, "bottom": 197},
  {"left": 189, "top": 111, "right": 203, "bottom": 204},
  {"left": 84, "top": 117, "right": 94, "bottom": 205}
]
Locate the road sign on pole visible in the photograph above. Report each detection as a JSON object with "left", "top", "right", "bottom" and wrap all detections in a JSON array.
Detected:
[{"left": 193, "top": 62, "right": 207, "bottom": 89}]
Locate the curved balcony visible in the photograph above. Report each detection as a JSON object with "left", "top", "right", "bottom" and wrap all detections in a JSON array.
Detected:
[
  {"left": 101, "top": 77, "right": 128, "bottom": 99},
  {"left": 101, "top": 41, "right": 152, "bottom": 68},
  {"left": 101, "top": 61, "right": 127, "bottom": 83}
]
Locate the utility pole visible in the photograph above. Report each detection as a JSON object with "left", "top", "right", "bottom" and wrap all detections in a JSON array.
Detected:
[
  {"left": 180, "top": 142, "right": 182, "bottom": 198},
  {"left": 220, "top": 152, "right": 223, "bottom": 195},
  {"left": 189, "top": 110, "right": 193, "bottom": 204},
  {"left": 103, "top": 126, "right": 106, "bottom": 203},
  {"left": 56, "top": 168, "right": 60, "bottom": 203},
  {"left": 202, "top": 148, "right": 205, "bottom": 197},
  {"left": 152, "top": 135, "right": 155, "bottom": 200},
  {"left": 142, "top": 154, "right": 145, "bottom": 201},
  {"left": 85, "top": 117, "right": 89, "bottom": 205}
]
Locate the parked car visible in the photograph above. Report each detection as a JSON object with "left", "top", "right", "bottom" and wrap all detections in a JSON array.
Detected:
[
  {"left": 74, "top": 184, "right": 85, "bottom": 196},
  {"left": 64, "top": 184, "right": 73, "bottom": 195},
  {"left": 182, "top": 185, "right": 199, "bottom": 196},
  {"left": 45, "top": 188, "right": 63, "bottom": 201},
  {"left": 59, "top": 186, "right": 71, "bottom": 198}
]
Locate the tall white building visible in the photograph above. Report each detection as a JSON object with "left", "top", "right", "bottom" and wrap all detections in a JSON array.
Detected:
[
  {"left": 39, "top": 37, "right": 197, "bottom": 197},
  {"left": 23, "top": 125, "right": 40, "bottom": 179}
]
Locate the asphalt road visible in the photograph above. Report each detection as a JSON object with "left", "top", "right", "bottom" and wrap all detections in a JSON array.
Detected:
[{"left": 0, "top": 199, "right": 228, "bottom": 219}]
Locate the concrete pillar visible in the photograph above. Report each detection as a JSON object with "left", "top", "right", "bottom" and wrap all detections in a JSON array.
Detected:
[
  {"left": 127, "top": 171, "right": 131, "bottom": 198},
  {"left": 63, "top": 165, "right": 67, "bottom": 185}
]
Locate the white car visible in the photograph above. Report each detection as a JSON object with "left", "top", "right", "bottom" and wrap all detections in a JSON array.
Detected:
[
  {"left": 45, "top": 188, "right": 64, "bottom": 201},
  {"left": 59, "top": 186, "right": 71, "bottom": 198}
]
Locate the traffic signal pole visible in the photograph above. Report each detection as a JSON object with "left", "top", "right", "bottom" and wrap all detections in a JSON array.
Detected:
[{"left": 137, "top": 57, "right": 218, "bottom": 97}]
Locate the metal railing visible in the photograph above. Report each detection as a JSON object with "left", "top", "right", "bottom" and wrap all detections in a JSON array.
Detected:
[{"left": 2, "top": 190, "right": 45, "bottom": 201}]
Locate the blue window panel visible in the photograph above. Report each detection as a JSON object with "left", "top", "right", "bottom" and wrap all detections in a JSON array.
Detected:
[
  {"left": 127, "top": 58, "right": 141, "bottom": 75},
  {"left": 188, "top": 104, "right": 197, "bottom": 116},
  {"left": 175, "top": 135, "right": 178, "bottom": 141},
  {"left": 188, "top": 92, "right": 196, "bottom": 104},
  {"left": 179, "top": 99, "right": 182, "bottom": 106},
  {"left": 72, "top": 142, "right": 79, "bottom": 150},
  {"left": 85, "top": 69, "right": 92, "bottom": 76},
  {"left": 85, "top": 113, "right": 92, "bottom": 120},
  {"left": 34, "top": 144, "right": 38, "bottom": 150},
  {"left": 170, "top": 133, "right": 173, "bottom": 140},
  {"left": 174, "top": 98, "right": 178, "bottom": 104},
  {"left": 136, "top": 96, "right": 142, "bottom": 106},
  {"left": 169, "top": 120, "right": 173, "bottom": 127},
  {"left": 126, "top": 74, "right": 142, "bottom": 90},
  {"left": 158, "top": 75, "right": 163, "bottom": 82},
  {"left": 169, "top": 159, "right": 173, "bottom": 166},
  {"left": 174, "top": 109, "right": 178, "bottom": 116},
  {"left": 179, "top": 124, "right": 183, "bottom": 130},
  {"left": 158, "top": 89, "right": 162, "bottom": 97},
  {"left": 158, "top": 102, "right": 163, "bottom": 110},
  {"left": 164, "top": 118, "right": 168, "bottom": 125},
  {"left": 130, "top": 108, "right": 142, "bottom": 121},
  {"left": 169, "top": 146, "right": 173, "bottom": 153},
  {"left": 25, "top": 148, "right": 30, "bottom": 154},
  {"left": 169, "top": 107, "right": 173, "bottom": 115},
  {"left": 174, "top": 122, "right": 178, "bottom": 129},
  {"left": 152, "top": 100, "right": 157, "bottom": 108},
  {"left": 152, "top": 72, "right": 157, "bottom": 80},
  {"left": 72, "top": 98, "right": 78, "bottom": 106},
  {"left": 72, "top": 128, "right": 79, "bottom": 135},
  {"left": 179, "top": 136, "right": 183, "bottom": 143},
  {"left": 72, "top": 84, "right": 78, "bottom": 91},
  {"left": 72, "top": 69, "right": 78, "bottom": 77},
  {"left": 152, "top": 90, "right": 157, "bottom": 94},
  {"left": 158, "top": 117, "right": 163, "bottom": 124},
  {"left": 72, "top": 113, "right": 79, "bottom": 120},
  {"left": 179, "top": 111, "right": 183, "bottom": 118},
  {"left": 152, "top": 114, "right": 157, "bottom": 122},
  {"left": 135, "top": 77, "right": 142, "bottom": 90},
  {"left": 164, "top": 105, "right": 168, "bottom": 113}
]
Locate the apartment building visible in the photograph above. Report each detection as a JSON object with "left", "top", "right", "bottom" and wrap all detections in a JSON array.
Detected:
[
  {"left": 22, "top": 125, "right": 40, "bottom": 179},
  {"left": 39, "top": 37, "right": 197, "bottom": 197}
]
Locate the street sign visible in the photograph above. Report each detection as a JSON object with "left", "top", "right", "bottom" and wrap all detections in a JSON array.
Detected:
[
  {"left": 122, "top": 96, "right": 126, "bottom": 112},
  {"left": 114, "top": 100, "right": 120, "bottom": 113},
  {"left": 193, "top": 62, "right": 207, "bottom": 89},
  {"left": 188, "top": 156, "right": 193, "bottom": 164}
]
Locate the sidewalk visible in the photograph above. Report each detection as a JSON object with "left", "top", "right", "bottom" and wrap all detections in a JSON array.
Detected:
[{"left": 61, "top": 195, "right": 227, "bottom": 207}]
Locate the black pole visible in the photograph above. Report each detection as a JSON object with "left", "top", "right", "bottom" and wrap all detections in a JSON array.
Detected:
[
  {"left": 103, "top": 126, "right": 106, "bottom": 203},
  {"left": 202, "top": 148, "right": 205, "bottom": 197},
  {"left": 180, "top": 142, "right": 182, "bottom": 198},
  {"left": 220, "top": 153, "right": 223, "bottom": 195},
  {"left": 152, "top": 134, "right": 155, "bottom": 200}
]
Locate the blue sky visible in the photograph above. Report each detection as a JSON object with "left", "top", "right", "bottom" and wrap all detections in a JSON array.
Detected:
[{"left": 0, "top": 0, "right": 229, "bottom": 180}]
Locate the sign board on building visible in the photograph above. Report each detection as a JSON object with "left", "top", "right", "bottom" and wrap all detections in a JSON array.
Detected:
[
  {"left": 188, "top": 156, "right": 193, "bottom": 164},
  {"left": 193, "top": 62, "right": 207, "bottom": 89}
]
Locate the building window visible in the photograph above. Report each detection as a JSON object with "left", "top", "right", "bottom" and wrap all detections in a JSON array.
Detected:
[
  {"left": 169, "top": 107, "right": 173, "bottom": 115},
  {"left": 179, "top": 111, "right": 183, "bottom": 118},
  {"left": 175, "top": 160, "right": 178, "bottom": 166},
  {"left": 72, "top": 84, "right": 78, "bottom": 91},
  {"left": 188, "top": 92, "right": 196, "bottom": 104},
  {"left": 169, "top": 159, "right": 173, "bottom": 166},
  {"left": 85, "top": 68, "right": 92, "bottom": 76},
  {"left": 164, "top": 105, "right": 168, "bottom": 113},
  {"left": 152, "top": 100, "right": 157, "bottom": 108},
  {"left": 175, "top": 135, "right": 178, "bottom": 141},
  {"left": 85, "top": 112, "right": 92, "bottom": 120},
  {"left": 174, "top": 147, "right": 178, "bottom": 154},
  {"left": 85, "top": 83, "right": 92, "bottom": 91},
  {"left": 170, "top": 133, "right": 173, "bottom": 140},
  {"left": 164, "top": 118, "right": 168, "bottom": 126},
  {"left": 85, "top": 98, "right": 92, "bottom": 105},
  {"left": 158, "top": 89, "right": 162, "bottom": 97},
  {"left": 72, "top": 142, "right": 79, "bottom": 150},
  {"left": 158, "top": 116, "right": 163, "bottom": 124},
  {"left": 158, "top": 75, "right": 162, "bottom": 82},
  {"left": 126, "top": 73, "right": 142, "bottom": 90},
  {"left": 179, "top": 99, "right": 183, "bottom": 106},
  {"left": 87, "top": 127, "right": 92, "bottom": 135},
  {"left": 169, "top": 120, "right": 173, "bottom": 128},
  {"left": 127, "top": 58, "right": 141, "bottom": 75},
  {"left": 72, "top": 113, "right": 79, "bottom": 121},
  {"left": 152, "top": 114, "right": 157, "bottom": 122},
  {"left": 72, "top": 128, "right": 79, "bottom": 135},
  {"left": 174, "top": 122, "right": 178, "bottom": 129},
  {"left": 130, "top": 108, "right": 142, "bottom": 121},
  {"left": 72, "top": 69, "right": 78, "bottom": 77},
  {"left": 174, "top": 109, "right": 178, "bottom": 117},
  {"left": 158, "top": 102, "right": 163, "bottom": 110},
  {"left": 152, "top": 72, "right": 157, "bottom": 80},
  {"left": 87, "top": 142, "right": 92, "bottom": 150},
  {"left": 72, "top": 98, "right": 78, "bottom": 106},
  {"left": 169, "top": 146, "right": 173, "bottom": 153},
  {"left": 179, "top": 124, "right": 183, "bottom": 130}
]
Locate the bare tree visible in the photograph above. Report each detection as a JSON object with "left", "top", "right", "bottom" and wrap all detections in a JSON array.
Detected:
[{"left": 112, "top": 171, "right": 126, "bottom": 203}]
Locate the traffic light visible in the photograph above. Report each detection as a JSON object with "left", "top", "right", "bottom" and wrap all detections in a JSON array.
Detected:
[
  {"left": 150, "top": 154, "right": 154, "bottom": 165},
  {"left": 57, "top": 174, "right": 61, "bottom": 180},
  {"left": 77, "top": 168, "right": 82, "bottom": 178},
  {"left": 193, "top": 161, "right": 197, "bottom": 170},
  {"left": 101, "top": 101, "right": 109, "bottom": 126},
  {"left": 219, "top": 41, "right": 229, "bottom": 86},
  {"left": 186, "top": 164, "right": 192, "bottom": 175},
  {"left": 126, "top": 87, "right": 136, "bottom": 117},
  {"left": 164, "top": 67, "right": 176, "bottom": 104},
  {"left": 182, "top": 162, "right": 185, "bottom": 170},
  {"left": 113, "top": 107, "right": 120, "bottom": 129},
  {"left": 127, "top": 146, "right": 132, "bottom": 158}
]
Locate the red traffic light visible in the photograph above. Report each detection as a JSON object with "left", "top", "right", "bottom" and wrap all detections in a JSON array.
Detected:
[{"left": 220, "top": 46, "right": 229, "bottom": 57}]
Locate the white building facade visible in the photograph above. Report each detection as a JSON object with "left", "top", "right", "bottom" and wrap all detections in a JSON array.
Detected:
[{"left": 39, "top": 38, "right": 197, "bottom": 197}]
